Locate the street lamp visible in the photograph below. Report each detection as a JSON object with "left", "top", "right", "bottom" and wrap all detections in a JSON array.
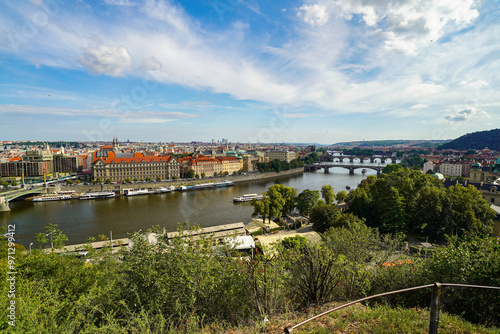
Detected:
[
  {"left": 29, "top": 242, "right": 33, "bottom": 255},
  {"left": 46, "top": 232, "right": 53, "bottom": 249}
]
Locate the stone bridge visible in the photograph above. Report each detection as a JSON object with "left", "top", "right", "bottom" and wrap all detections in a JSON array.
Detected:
[
  {"left": 0, "top": 187, "right": 43, "bottom": 212},
  {"left": 304, "top": 163, "right": 385, "bottom": 175},
  {"left": 321, "top": 155, "right": 399, "bottom": 163}
]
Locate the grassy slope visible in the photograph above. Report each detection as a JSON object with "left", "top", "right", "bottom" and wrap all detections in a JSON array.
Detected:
[{"left": 212, "top": 303, "right": 500, "bottom": 334}]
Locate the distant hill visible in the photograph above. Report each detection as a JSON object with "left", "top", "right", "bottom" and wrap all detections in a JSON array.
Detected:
[
  {"left": 438, "top": 128, "right": 500, "bottom": 150},
  {"left": 331, "top": 140, "right": 449, "bottom": 147}
]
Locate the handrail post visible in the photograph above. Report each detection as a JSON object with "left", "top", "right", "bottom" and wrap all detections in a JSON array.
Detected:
[{"left": 429, "top": 282, "right": 442, "bottom": 334}]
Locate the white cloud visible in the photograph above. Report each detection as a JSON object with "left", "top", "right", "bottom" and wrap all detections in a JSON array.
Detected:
[
  {"left": 298, "top": 4, "right": 329, "bottom": 26},
  {"left": 405, "top": 83, "right": 445, "bottom": 96},
  {"left": 139, "top": 57, "right": 162, "bottom": 71},
  {"left": 444, "top": 107, "right": 489, "bottom": 123},
  {"left": 411, "top": 103, "right": 429, "bottom": 109},
  {"left": 79, "top": 45, "right": 132, "bottom": 77}
]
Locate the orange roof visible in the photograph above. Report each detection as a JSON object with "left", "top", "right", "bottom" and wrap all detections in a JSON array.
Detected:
[
  {"left": 9, "top": 157, "right": 22, "bottom": 162},
  {"left": 98, "top": 155, "right": 174, "bottom": 164}
]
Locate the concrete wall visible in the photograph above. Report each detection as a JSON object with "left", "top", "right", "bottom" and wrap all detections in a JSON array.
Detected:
[{"left": 55, "top": 168, "right": 304, "bottom": 193}]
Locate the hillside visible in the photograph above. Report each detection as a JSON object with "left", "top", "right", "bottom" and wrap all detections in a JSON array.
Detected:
[{"left": 438, "top": 128, "right": 500, "bottom": 150}]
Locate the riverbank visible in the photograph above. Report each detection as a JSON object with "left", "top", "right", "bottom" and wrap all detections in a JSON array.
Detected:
[{"left": 54, "top": 168, "right": 304, "bottom": 194}]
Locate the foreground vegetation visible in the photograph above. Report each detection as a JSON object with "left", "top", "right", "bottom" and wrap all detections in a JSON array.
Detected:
[
  {"left": 1, "top": 166, "right": 498, "bottom": 332},
  {"left": 1, "top": 221, "right": 499, "bottom": 332}
]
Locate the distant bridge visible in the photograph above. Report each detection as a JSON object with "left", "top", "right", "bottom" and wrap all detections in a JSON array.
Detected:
[
  {"left": 304, "top": 163, "right": 387, "bottom": 175},
  {"left": 0, "top": 187, "right": 43, "bottom": 212},
  {"left": 321, "top": 155, "right": 400, "bottom": 164}
]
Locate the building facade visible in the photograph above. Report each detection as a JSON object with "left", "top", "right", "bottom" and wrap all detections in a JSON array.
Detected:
[
  {"left": 266, "top": 150, "right": 296, "bottom": 163},
  {"left": 92, "top": 152, "right": 180, "bottom": 182}
]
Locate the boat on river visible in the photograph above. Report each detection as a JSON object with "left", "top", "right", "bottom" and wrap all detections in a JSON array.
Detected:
[
  {"left": 233, "top": 194, "right": 263, "bottom": 202},
  {"left": 149, "top": 186, "right": 176, "bottom": 194},
  {"left": 123, "top": 188, "right": 149, "bottom": 196},
  {"left": 215, "top": 180, "right": 234, "bottom": 187},
  {"left": 32, "top": 194, "right": 72, "bottom": 202},
  {"left": 79, "top": 191, "right": 116, "bottom": 200}
]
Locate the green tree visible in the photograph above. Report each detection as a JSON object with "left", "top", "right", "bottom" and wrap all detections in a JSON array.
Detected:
[
  {"left": 35, "top": 224, "right": 68, "bottom": 250},
  {"left": 145, "top": 176, "right": 152, "bottom": 182},
  {"left": 321, "top": 185, "right": 335, "bottom": 205},
  {"left": 252, "top": 194, "right": 271, "bottom": 224},
  {"left": 74, "top": 179, "right": 81, "bottom": 184},
  {"left": 105, "top": 178, "right": 112, "bottom": 184},
  {"left": 194, "top": 174, "right": 199, "bottom": 179},
  {"left": 296, "top": 189, "right": 320, "bottom": 216},
  {"left": 213, "top": 172, "right": 218, "bottom": 177},
  {"left": 281, "top": 235, "right": 309, "bottom": 251},
  {"left": 66, "top": 179, "right": 73, "bottom": 185},
  {"left": 186, "top": 169, "right": 195, "bottom": 179},
  {"left": 96, "top": 177, "right": 102, "bottom": 184},
  {"left": 310, "top": 202, "right": 341, "bottom": 233},
  {"left": 201, "top": 172, "right": 206, "bottom": 178},
  {"left": 336, "top": 190, "right": 348, "bottom": 203},
  {"left": 12, "top": 180, "right": 18, "bottom": 186},
  {"left": 156, "top": 176, "right": 162, "bottom": 181},
  {"left": 382, "top": 164, "right": 403, "bottom": 174},
  {"left": 125, "top": 177, "right": 131, "bottom": 183}
]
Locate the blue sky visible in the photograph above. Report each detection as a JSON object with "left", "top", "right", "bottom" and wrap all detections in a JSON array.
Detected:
[{"left": 0, "top": 0, "right": 499, "bottom": 144}]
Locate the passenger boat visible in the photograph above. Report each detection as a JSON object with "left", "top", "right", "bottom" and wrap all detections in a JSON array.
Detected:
[
  {"left": 233, "top": 194, "right": 263, "bottom": 202},
  {"left": 149, "top": 186, "right": 175, "bottom": 194},
  {"left": 214, "top": 180, "right": 234, "bottom": 187},
  {"left": 32, "top": 194, "right": 72, "bottom": 202},
  {"left": 79, "top": 191, "right": 116, "bottom": 200},
  {"left": 123, "top": 188, "right": 149, "bottom": 196}
]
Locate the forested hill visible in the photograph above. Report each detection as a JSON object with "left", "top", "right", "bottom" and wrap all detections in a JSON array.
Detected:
[{"left": 438, "top": 128, "right": 500, "bottom": 150}]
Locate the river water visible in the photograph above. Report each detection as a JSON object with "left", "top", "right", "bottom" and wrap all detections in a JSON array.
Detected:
[{"left": 2, "top": 167, "right": 378, "bottom": 247}]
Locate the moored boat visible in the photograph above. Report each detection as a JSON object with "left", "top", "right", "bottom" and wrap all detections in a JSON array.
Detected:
[
  {"left": 149, "top": 186, "right": 175, "bottom": 194},
  {"left": 123, "top": 188, "right": 149, "bottom": 196},
  {"left": 233, "top": 193, "right": 263, "bottom": 202},
  {"left": 79, "top": 191, "right": 116, "bottom": 200},
  {"left": 32, "top": 194, "right": 72, "bottom": 202},
  {"left": 215, "top": 180, "right": 234, "bottom": 187}
]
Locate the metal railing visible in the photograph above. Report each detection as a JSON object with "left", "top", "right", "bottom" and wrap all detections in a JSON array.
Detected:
[{"left": 283, "top": 283, "right": 500, "bottom": 334}]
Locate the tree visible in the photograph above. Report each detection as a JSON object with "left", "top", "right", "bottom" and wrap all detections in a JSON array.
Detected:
[
  {"left": 66, "top": 179, "right": 73, "bottom": 185},
  {"left": 105, "top": 178, "right": 112, "bottom": 184},
  {"left": 96, "top": 177, "right": 102, "bottom": 184},
  {"left": 266, "top": 185, "right": 286, "bottom": 221},
  {"left": 35, "top": 224, "right": 68, "bottom": 250},
  {"left": 145, "top": 176, "right": 152, "bottom": 182},
  {"left": 201, "top": 172, "right": 206, "bottom": 178},
  {"left": 133, "top": 178, "right": 139, "bottom": 182},
  {"left": 12, "top": 180, "right": 18, "bottom": 186},
  {"left": 75, "top": 179, "right": 81, "bottom": 184},
  {"left": 252, "top": 194, "right": 271, "bottom": 224},
  {"left": 336, "top": 190, "right": 348, "bottom": 203},
  {"left": 281, "top": 235, "right": 308, "bottom": 251},
  {"left": 186, "top": 169, "right": 195, "bottom": 179},
  {"left": 194, "top": 174, "right": 200, "bottom": 179},
  {"left": 310, "top": 202, "right": 341, "bottom": 233},
  {"left": 268, "top": 184, "right": 297, "bottom": 215},
  {"left": 125, "top": 177, "right": 131, "bottom": 183},
  {"left": 382, "top": 164, "right": 403, "bottom": 174},
  {"left": 213, "top": 172, "right": 218, "bottom": 177},
  {"left": 156, "top": 176, "right": 162, "bottom": 182},
  {"left": 296, "top": 189, "right": 320, "bottom": 216},
  {"left": 321, "top": 185, "right": 335, "bottom": 205}
]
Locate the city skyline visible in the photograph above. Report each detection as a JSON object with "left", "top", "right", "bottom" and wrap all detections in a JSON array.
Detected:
[{"left": 1, "top": 0, "right": 499, "bottom": 144}]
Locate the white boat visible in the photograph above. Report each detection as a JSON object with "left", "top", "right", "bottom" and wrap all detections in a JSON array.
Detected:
[
  {"left": 32, "top": 194, "right": 72, "bottom": 202},
  {"left": 123, "top": 188, "right": 149, "bottom": 196},
  {"left": 79, "top": 191, "right": 116, "bottom": 200},
  {"left": 233, "top": 193, "right": 263, "bottom": 202},
  {"left": 149, "top": 186, "right": 175, "bottom": 194},
  {"left": 215, "top": 180, "right": 234, "bottom": 187}
]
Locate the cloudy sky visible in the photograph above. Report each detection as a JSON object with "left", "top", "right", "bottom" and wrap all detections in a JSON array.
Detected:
[{"left": 0, "top": 0, "right": 499, "bottom": 144}]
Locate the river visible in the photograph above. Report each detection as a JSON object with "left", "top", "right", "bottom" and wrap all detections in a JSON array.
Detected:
[{"left": 1, "top": 167, "right": 378, "bottom": 247}]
